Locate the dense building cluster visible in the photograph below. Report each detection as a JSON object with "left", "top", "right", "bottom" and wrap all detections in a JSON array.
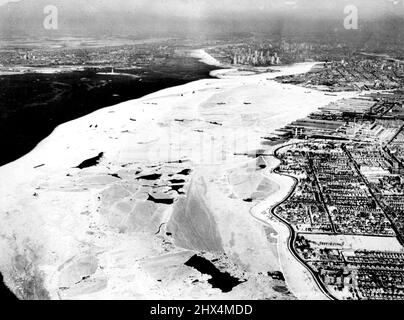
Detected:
[
  {"left": 278, "top": 56, "right": 404, "bottom": 91},
  {"left": 206, "top": 42, "right": 280, "bottom": 67},
  {"left": 265, "top": 81, "right": 404, "bottom": 299},
  {"left": 0, "top": 42, "right": 176, "bottom": 71},
  {"left": 294, "top": 236, "right": 404, "bottom": 300},
  {"left": 231, "top": 48, "right": 280, "bottom": 66},
  {"left": 276, "top": 143, "right": 394, "bottom": 236},
  {"left": 207, "top": 38, "right": 366, "bottom": 67}
]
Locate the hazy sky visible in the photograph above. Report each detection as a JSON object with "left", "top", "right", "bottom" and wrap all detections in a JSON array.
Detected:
[
  {"left": 0, "top": 0, "right": 403, "bottom": 39},
  {"left": 1, "top": 0, "right": 403, "bottom": 19}
]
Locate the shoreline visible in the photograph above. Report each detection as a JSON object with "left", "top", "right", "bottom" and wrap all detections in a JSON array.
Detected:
[
  {"left": 0, "top": 55, "right": 216, "bottom": 166},
  {"left": 0, "top": 54, "right": 360, "bottom": 299},
  {"left": 0, "top": 66, "right": 87, "bottom": 75},
  {"left": 248, "top": 145, "right": 332, "bottom": 300}
]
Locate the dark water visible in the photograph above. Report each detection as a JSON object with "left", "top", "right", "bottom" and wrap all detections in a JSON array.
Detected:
[
  {"left": 0, "top": 273, "right": 17, "bottom": 300},
  {"left": 0, "top": 56, "right": 216, "bottom": 166},
  {"left": 185, "top": 255, "right": 245, "bottom": 293}
]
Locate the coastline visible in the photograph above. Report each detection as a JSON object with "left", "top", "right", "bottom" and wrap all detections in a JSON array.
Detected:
[
  {"left": 0, "top": 55, "right": 215, "bottom": 166},
  {"left": 0, "top": 50, "right": 360, "bottom": 299},
  {"left": 249, "top": 146, "right": 332, "bottom": 300}
]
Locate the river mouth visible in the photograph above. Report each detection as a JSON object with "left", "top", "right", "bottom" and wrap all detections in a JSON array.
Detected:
[{"left": 185, "top": 255, "right": 245, "bottom": 293}]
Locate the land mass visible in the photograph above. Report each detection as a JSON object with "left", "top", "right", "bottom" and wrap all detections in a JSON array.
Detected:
[
  {"left": 0, "top": 52, "right": 357, "bottom": 299},
  {"left": 1, "top": 47, "right": 403, "bottom": 300}
]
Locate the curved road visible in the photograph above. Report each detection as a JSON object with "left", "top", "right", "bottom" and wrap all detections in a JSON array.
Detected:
[{"left": 249, "top": 143, "right": 337, "bottom": 301}]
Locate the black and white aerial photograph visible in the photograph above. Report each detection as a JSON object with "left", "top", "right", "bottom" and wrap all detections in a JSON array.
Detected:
[{"left": 0, "top": 0, "right": 404, "bottom": 309}]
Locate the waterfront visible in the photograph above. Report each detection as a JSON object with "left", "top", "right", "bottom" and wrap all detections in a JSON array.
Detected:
[
  {"left": 0, "top": 54, "right": 356, "bottom": 299},
  {"left": 0, "top": 55, "right": 216, "bottom": 165}
]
